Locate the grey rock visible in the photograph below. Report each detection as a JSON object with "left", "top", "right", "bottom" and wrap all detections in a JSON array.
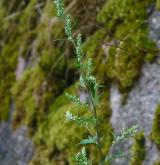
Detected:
[{"left": 0, "top": 123, "right": 34, "bottom": 165}]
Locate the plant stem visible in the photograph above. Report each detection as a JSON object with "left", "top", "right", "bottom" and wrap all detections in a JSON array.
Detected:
[{"left": 88, "top": 89, "right": 103, "bottom": 164}]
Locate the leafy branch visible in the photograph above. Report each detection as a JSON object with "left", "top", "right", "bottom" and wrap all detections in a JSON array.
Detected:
[{"left": 54, "top": 0, "right": 138, "bottom": 164}]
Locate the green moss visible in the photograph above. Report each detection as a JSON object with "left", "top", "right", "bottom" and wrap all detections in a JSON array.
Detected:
[
  {"left": 0, "top": 20, "right": 20, "bottom": 121},
  {"left": 1, "top": 0, "right": 24, "bottom": 14},
  {"left": 156, "top": 0, "right": 160, "bottom": 10},
  {"left": 19, "top": 0, "right": 39, "bottom": 32},
  {"left": 129, "top": 132, "right": 146, "bottom": 165},
  {"left": 12, "top": 67, "right": 39, "bottom": 129},
  {"left": 84, "top": 29, "right": 107, "bottom": 57},
  {"left": 97, "top": 0, "right": 153, "bottom": 27},
  {"left": 151, "top": 105, "right": 160, "bottom": 149},
  {"left": 144, "top": 53, "right": 156, "bottom": 63},
  {"left": 33, "top": 103, "right": 85, "bottom": 165},
  {"left": 0, "top": 51, "right": 17, "bottom": 120},
  {"left": 154, "top": 160, "right": 160, "bottom": 165},
  {"left": 83, "top": 0, "right": 156, "bottom": 92},
  {"left": 12, "top": 59, "right": 67, "bottom": 133}
]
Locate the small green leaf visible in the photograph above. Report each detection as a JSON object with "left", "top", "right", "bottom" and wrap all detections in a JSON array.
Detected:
[
  {"left": 79, "top": 136, "right": 97, "bottom": 145},
  {"left": 65, "top": 93, "right": 81, "bottom": 105}
]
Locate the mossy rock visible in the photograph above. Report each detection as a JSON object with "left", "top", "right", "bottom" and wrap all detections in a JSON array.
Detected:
[
  {"left": 129, "top": 132, "right": 146, "bottom": 165},
  {"left": 0, "top": 0, "right": 158, "bottom": 164},
  {"left": 12, "top": 60, "right": 68, "bottom": 133},
  {"left": 83, "top": 0, "right": 157, "bottom": 93},
  {"left": 151, "top": 105, "right": 160, "bottom": 149}
]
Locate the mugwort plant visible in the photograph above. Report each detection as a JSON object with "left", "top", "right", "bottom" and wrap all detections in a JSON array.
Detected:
[{"left": 54, "top": 0, "right": 138, "bottom": 164}]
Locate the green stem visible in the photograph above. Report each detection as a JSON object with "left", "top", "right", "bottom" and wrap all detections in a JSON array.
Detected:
[
  {"left": 88, "top": 89, "right": 103, "bottom": 164},
  {"left": 67, "top": 22, "right": 103, "bottom": 164}
]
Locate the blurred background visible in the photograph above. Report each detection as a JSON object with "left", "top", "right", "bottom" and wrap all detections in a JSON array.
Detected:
[{"left": 0, "top": 0, "right": 160, "bottom": 164}]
